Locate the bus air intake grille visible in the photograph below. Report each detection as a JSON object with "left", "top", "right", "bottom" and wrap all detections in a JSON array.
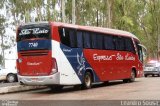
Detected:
[{"left": 20, "top": 51, "right": 49, "bottom": 56}]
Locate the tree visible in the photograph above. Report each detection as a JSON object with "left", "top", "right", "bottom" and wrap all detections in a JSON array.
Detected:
[
  {"left": 0, "top": 0, "right": 160, "bottom": 59},
  {"left": 72, "top": 0, "right": 75, "bottom": 24},
  {"left": 106, "top": 0, "right": 114, "bottom": 28},
  {"left": 0, "top": 0, "right": 6, "bottom": 67},
  {"left": 61, "top": 0, "right": 66, "bottom": 22},
  {"left": 0, "top": 15, "right": 6, "bottom": 67}
]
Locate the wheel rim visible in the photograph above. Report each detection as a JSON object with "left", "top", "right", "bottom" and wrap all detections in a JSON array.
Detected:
[
  {"left": 8, "top": 75, "right": 15, "bottom": 82},
  {"left": 85, "top": 74, "right": 91, "bottom": 87}
]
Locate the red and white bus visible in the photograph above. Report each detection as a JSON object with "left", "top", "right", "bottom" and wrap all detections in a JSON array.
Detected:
[{"left": 17, "top": 22, "right": 145, "bottom": 89}]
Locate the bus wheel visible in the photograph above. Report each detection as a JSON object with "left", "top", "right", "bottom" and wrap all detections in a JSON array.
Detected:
[
  {"left": 82, "top": 71, "right": 92, "bottom": 89},
  {"left": 7, "top": 74, "right": 17, "bottom": 83},
  {"left": 129, "top": 70, "right": 136, "bottom": 82}
]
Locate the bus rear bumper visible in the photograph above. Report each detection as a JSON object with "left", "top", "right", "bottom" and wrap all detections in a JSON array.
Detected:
[{"left": 18, "top": 72, "right": 60, "bottom": 86}]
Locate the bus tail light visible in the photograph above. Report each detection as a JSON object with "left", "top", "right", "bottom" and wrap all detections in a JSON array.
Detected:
[{"left": 50, "top": 58, "right": 58, "bottom": 75}]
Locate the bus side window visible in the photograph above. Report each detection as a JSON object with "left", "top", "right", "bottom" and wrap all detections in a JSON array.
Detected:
[
  {"left": 91, "top": 33, "right": 98, "bottom": 49},
  {"left": 83, "top": 31, "right": 91, "bottom": 48},
  {"left": 136, "top": 42, "right": 143, "bottom": 62},
  {"left": 104, "top": 35, "right": 115, "bottom": 50},
  {"left": 139, "top": 46, "right": 143, "bottom": 62},
  {"left": 115, "top": 36, "right": 125, "bottom": 51},
  {"left": 125, "top": 37, "right": 135, "bottom": 53},
  {"left": 59, "top": 27, "right": 70, "bottom": 47},
  {"left": 77, "top": 31, "right": 83, "bottom": 48},
  {"left": 69, "top": 29, "right": 77, "bottom": 48},
  {"left": 97, "top": 34, "right": 103, "bottom": 50}
]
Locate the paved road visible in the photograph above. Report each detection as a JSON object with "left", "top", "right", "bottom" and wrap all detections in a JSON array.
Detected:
[
  {"left": 0, "top": 77, "right": 160, "bottom": 100},
  {"left": 0, "top": 82, "right": 19, "bottom": 87}
]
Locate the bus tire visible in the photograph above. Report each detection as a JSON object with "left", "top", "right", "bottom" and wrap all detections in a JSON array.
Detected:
[
  {"left": 129, "top": 70, "right": 136, "bottom": 82},
  {"left": 82, "top": 71, "right": 92, "bottom": 89}
]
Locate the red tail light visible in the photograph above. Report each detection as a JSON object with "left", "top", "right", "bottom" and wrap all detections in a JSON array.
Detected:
[{"left": 50, "top": 58, "right": 58, "bottom": 75}]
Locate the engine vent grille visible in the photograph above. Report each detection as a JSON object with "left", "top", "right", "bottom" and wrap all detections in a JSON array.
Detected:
[{"left": 20, "top": 50, "right": 49, "bottom": 56}]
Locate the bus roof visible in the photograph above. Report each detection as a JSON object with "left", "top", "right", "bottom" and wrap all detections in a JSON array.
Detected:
[
  {"left": 51, "top": 22, "right": 139, "bottom": 40},
  {"left": 19, "top": 21, "right": 139, "bottom": 40}
]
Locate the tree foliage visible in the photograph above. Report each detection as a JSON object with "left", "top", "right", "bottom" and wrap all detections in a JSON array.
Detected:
[{"left": 0, "top": 0, "right": 160, "bottom": 59}]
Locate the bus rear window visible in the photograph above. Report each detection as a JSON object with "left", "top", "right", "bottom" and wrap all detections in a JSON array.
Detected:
[{"left": 17, "top": 23, "right": 50, "bottom": 41}]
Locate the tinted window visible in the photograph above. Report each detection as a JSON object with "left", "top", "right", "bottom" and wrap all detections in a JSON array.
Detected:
[
  {"left": 125, "top": 38, "right": 135, "bottom": 52},
  {"left": 115, "top": 36, "right": 125, "bottom": 51},
  {"left": 91, "top": 33, "right": 98, "bottom": 49},
  {"left": 59, "top": 28, "right": 77, "bottom": 47},
  {"left": 59, "top": 28, "right": 70, "bottom": 46},
  {"left": 83, "top": 32, "right": 91, "bottom": 48},
  {"left": 69, "top": 29, "right": 77, "bottom": 47},
  {"left": 77, "top": 31, "right": 83, "bottom": 48},
  {"left": 136, "top": 41, "right": 143, "bottom": 62},
  {"left": 97, "top": 34, "right": 103, "bottom": 49},
  {"left": 104, "top": 35, "right": 115, "bottom": 50},
  {"left": 17, "top": 23, "right": 50, "bottom": 41}
]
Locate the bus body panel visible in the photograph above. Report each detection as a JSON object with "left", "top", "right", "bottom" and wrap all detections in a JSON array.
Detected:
[
  {"left": 83, "top": 49, "right": 139, "bottom": 81},
  {"left": 18, "top": 40, "right": 82, "bottom": 85},
  {"left": 51, "top": 24, "right": 60, "bottom": 42},
  {"left": 17, "top": 40, "right": 52, "bottom": 76},
  {"left": 18, "top": 51, "right": 52, "bottom": 76},
  {"left": 51, "top": 40, "right": 82, "bottom": 85},
  {"left": 59, "top": 44, "right": 101, "bottom": 83}
]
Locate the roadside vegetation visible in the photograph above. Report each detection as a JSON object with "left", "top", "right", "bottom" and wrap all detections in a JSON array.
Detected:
[{"left": 0, "top": 0, "right": 160, "bottom": 66}]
